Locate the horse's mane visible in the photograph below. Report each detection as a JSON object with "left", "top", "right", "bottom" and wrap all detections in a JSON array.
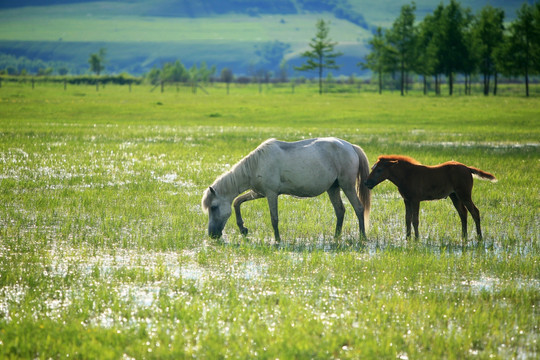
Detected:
[
  {"left": 211, "top": 138, "right": 276, "bottom": 195},
  {"left": 378, "top": 154, "right": 422, "bottom": 165}
]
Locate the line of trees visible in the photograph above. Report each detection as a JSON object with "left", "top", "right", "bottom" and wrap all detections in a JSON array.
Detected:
[
  {"left": 0, "top": 53, "right": 75, "bottom": 76},
  {"left": 361, "top": 1, "right": 540, "bottom": 97},
  {"left": 145, "top": 61, "right": 217, "bottom": 93}
]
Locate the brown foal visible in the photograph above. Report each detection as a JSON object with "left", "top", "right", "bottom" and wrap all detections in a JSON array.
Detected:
[{"left": 364, "top": 155, "right": 496, "bottom": 239}]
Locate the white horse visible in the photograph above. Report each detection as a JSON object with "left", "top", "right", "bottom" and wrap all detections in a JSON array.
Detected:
[{"left": 201, "top": 137, "right": 371, "bottom": 242}]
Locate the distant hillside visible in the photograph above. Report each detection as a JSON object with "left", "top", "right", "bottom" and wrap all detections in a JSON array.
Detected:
[
  {"left": 0, "top": 0, "right": 528, "bottom": 77},
  {"left": 0, "top": 0, "right": 369, "bottom": 28},
  {"left": 0, "top": 0, "right": 372, "bottom": 77}
]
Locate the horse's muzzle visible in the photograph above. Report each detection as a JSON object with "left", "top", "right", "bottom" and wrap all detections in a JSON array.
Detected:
[{"left": 208, "top": 227, "right": 223, "bottom": 239}]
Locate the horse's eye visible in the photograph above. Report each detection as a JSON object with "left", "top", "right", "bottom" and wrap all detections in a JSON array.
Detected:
[{"left": 210, "top": 205, "right": 218, "bottom": 211}]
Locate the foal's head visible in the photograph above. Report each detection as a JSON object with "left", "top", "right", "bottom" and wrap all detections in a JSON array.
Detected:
[
  {"left": 364, "top": 157, "right": 398, "bottom": 189},
  {"left": 365, "top": 155, "right": 420, "bottom": 189},
  {"left": 201, "top": 186, "right": 232, "bottom": 239}
]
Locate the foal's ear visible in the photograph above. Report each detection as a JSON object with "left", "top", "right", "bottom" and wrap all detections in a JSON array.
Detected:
[
  {"left": 209, "top": 186, "right": 216, "bottom": 195},
  {"left": 379, "top": 159, "right": 398, "bottom": 168}
]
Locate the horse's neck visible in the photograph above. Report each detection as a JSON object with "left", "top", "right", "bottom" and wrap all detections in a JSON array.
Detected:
[{"left": 214, "top": 167, "right": 251, "bottom": 200}]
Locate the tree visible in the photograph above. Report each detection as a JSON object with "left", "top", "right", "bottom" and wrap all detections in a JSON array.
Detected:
[
  {"left": 221, "top": 68, "right": 233, "bottom": 95},
  {"left": 185, "top": 62, "right": 214, "bottom": 94},
  {"left": 37, "top": 67, "right": 53, "bottom": 76},
  {"left": 88, "top": 48, "right": 106, "bottom": 76},
  {"left": 58, "top": 67, "right": 69, "bottom": 76},
  {"left": 438, "top": 0, "right": 472, "bottom": 96},
  {"left": 387, "top": 2, "right": 417, "bottom": 96},
  {"left": 278, "top": 60, "right": 289, "bottom": 83},
  {"left": 534, "top": 2, "right": 540, "bottom": 75},
  {"left": 162, "top": 60, "right": 189, "bottom": 85},
  {"left": 473, "top": 5, "right": 505, "bottom": 95},
  {"left": 461, "top": 13, "right": 477, "bottom": 96},
  {"left": 197, "top": 61, "right": 216, "bottom": 85},
  {"left": 500, "top": 3, "right": 540, "bottom": 97},
  {"left": 189, "top": 64, "right": 200, "bottom": 93},
  {"left": 146, "top": 66, "right": 162, "bottom": 86},
  {"left": 360, "top": 27, "right": 394, "bottom": 94},
  {"left": 416, "top": 7, "right": 442, "bottom": 95},
  {"left": 295, "top": 19, "right": 343, "bottom": 95},
  {"left": 417, "top": 4, "right": 447, "bottom": 95}
]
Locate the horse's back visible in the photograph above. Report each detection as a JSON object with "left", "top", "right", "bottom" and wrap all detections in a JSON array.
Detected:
[
  {"left": 274, "top": 137, "right": 356, "bottom": 158},
  {"left": 255, "top": 138, "right": 360, "bottom": 196},
  {"left": 274, "top": 138, "right": 359, "bottom": 170}
]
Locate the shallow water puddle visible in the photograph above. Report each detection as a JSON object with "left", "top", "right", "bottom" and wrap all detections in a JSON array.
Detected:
[
  {"left": 460, "top": 275, "right": 540, "bottom": 293},
  {"left": 0, "top": 244, "right": 270, "bottom": 327}
]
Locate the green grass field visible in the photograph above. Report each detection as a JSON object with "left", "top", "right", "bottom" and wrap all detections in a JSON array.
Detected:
[{"left": 1, "top": 82, "right": 539, "bottom": 358}]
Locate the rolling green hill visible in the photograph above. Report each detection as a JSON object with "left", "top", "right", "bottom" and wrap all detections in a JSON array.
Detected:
[{"left": 0, "top": 0, "right": 528, "bottom": 76}]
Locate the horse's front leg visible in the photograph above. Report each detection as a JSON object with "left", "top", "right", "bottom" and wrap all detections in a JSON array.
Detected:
[
  {"left": 233, "top": 190, "right": 264, "bottom": 236},
  {"left": 266, "top": 193, "right": 280, "bottom": 243}
]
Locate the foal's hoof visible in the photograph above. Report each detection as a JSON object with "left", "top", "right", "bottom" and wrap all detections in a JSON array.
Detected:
[{"left": 240, "top": 227, "right": 249, "bottom": 236}]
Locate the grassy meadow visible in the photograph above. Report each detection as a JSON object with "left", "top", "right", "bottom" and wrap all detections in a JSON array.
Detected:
[{"left": 0, "top": 82, "right": 539, "bottom": 358}]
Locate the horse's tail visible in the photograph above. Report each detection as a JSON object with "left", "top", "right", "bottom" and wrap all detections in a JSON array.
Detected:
[
  {"left": 352, "top": 144, "right": 371, "bottom": 229},
  {"left": 468, "top": 166, "right": 498, "bottom": 182}
]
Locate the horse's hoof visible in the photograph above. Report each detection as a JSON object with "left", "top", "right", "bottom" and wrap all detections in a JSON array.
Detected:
[{"left": 240, "top": 227, "right": 249, "bottom": 236}]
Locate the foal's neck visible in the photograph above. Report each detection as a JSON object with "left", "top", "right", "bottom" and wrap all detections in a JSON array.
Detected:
[{"left": 388, "top": 162, "right": 417, "bottom": 189}]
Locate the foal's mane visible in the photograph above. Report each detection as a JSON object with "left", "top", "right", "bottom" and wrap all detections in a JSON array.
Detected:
[{"left": 378, "top": 154, "right": 422, "bottom": 165}]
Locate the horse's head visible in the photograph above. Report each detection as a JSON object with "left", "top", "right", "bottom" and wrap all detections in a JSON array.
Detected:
[
  {"left": 201, "top": 186, "right": 232, "bottom": 239},
  {"left": 364, "top": 158, "right": 398, "bottom": 189}
]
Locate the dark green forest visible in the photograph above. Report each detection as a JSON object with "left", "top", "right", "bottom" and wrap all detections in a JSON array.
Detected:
[{"left": 362, "top": 1, "right": 540, "bottom": 96}]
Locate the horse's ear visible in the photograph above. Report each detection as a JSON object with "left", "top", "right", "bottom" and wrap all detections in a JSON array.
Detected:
[{"left": 209, "top": 186, "right": 216, "bottom": 195}]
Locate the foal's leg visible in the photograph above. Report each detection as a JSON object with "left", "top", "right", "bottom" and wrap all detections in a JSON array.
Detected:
[
  {"left": 462, "top": 198, "right": 482, "bottom": 239},
  {"left": 233, "top": 190, "right": 264, "bottom": 236},
  {"left": 327, "top": 186, "right": 345, "bottom": 238},
  {"left": 411, "top": 200, "right": 420, "bottom": 239},
  {"left": 341, "top": 186, "right": 366, "bottom": 238},
  {"left": 450, "top": 193, "right": 468, "bottom": 239},
  {"left": 266, "top": 192, "right": 281, "bottom": 243},
  {"left": 404, "top": 199, "right": 413, "bottom": 238}
]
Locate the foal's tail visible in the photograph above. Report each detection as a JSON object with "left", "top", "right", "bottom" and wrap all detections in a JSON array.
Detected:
[
  {"left": 352, "top": 144, "right": 371, "bottom": 229},
  {"left": 468, "top": 166, "right": 498, "bottom": 182}
]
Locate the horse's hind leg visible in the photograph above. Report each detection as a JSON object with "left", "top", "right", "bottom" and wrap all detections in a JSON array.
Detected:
[
  {"left": 450, "top": 193, "right": 468, "bottom": 239},
  {"left": 341, "top": 186, "right": 366, "bottom": 238},
  {"left": 266, "top": 192, "right": 281, "bottom": 243},
  {"left": 233, "top": 191, "right": 264, "bottom": 236},
  {"left": 327, "top": 185, "right": 345, "bottom": 238},
  {"left": 463, "top": 198, "right": 482, "bottom": 239}
]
